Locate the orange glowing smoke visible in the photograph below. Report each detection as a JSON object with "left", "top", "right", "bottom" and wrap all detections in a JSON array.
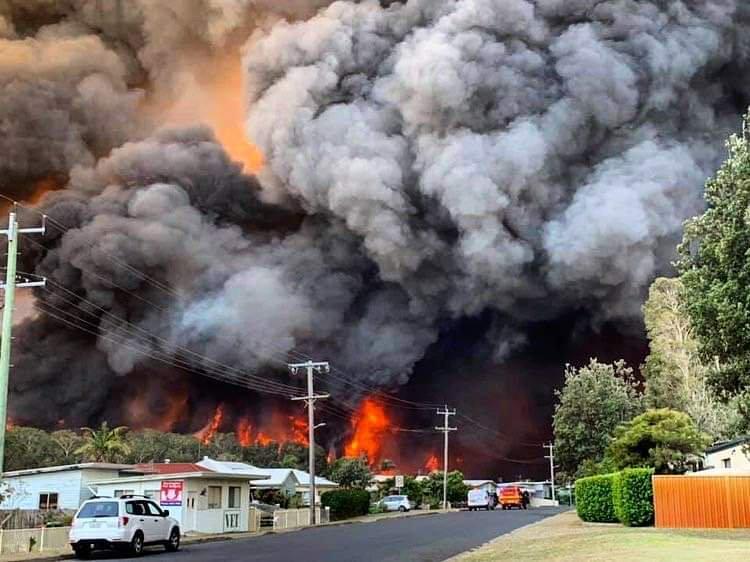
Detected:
[
  {"left": 344, "top": 399, "right": 390, "bottom": 464},
  {"left": 425, "top": 454, "right": 439, "bottom": 473},
  {"left": 207, "top": 63, "right": 264, "bottom": 173},
  {"left": 195, "top": 404, "right": 225, "bottom": 444},
  {"left": 234, "top": 413, "right": 309, "bottom": 447},
  {"left": 127, "top": 388, "right": 188, "bottom": 432},
  {"left": 153, "top": 56, "right": 264, "bottom": 174}
]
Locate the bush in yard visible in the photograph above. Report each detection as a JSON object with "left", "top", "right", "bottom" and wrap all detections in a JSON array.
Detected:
[
  {"left": 575, "top": 473, "right": 617, "bottom": 523},
  {"left": 612, "top": 468, "right": 654, "bottom": 526},
  {"left": 321, "top": 489, "right": 370, "bottom": 520}
]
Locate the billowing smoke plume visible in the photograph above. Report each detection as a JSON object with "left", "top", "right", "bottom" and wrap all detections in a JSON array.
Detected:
[{"left": 3, "top": 0, "right": 750, "bottom": 428}]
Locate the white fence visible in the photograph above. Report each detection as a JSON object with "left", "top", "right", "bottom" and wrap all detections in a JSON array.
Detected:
[
  {"left": 272, "top": 507, "right": 330, "bottom": 530},
  {"left": 0, "top": 526, "right": 71, "bottom": 554}
]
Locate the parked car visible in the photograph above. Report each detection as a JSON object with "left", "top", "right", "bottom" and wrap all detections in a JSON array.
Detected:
[
  {"left": 467, "top": 488, "right": 497, "bottom": 511},
  {"left": 378, "top": 495, "right": 413, "bottom": 512},
  {"left": 69, "top": 495, "right": 180, "bottom": 558},
  {"left": 499, "top": 486, "right": 525, "bottom": 510}
]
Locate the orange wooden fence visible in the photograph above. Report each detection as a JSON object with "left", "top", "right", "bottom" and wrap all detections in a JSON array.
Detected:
[{"left": 653, "top": 475, "right": 750, "bottom": 528}]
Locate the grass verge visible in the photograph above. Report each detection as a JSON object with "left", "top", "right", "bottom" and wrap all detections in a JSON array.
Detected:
[{"left": 453, "top": 511, "right": 750, "bottom": 561}]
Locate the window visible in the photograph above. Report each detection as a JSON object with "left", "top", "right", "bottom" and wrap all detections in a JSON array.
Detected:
[
  {"left": 79, "top": 501, "right": 118, "bottom": 518},
  {"left": 228, "top": 486, "right": 241, "bottom": 508},
  {"left": 125, "top": 501, "right": 145, "bottom": 516},
  {"left": 114, "top": 490, "right": 134, "bottom": 498},
  {"left": 207, "top": 486, "right": 222, "bottom": 509},
  {"left": 39, "top": 493, "right": 58, "bottom": 510},
  {"left": 144, "top": 501, "right": 164, "bottom": 516},
  {"left": 722, "top": 458, "right": 732, "bottom": 469},
  {"left": 144, "top": 489, "right": 159, "bottom": 499}
]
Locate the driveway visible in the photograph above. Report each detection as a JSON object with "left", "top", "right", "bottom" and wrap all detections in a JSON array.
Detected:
[{"left": 89, "top": 507, "right": 566, "bottom": 562}]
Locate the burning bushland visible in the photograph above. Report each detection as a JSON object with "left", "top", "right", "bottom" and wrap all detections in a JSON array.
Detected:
[{"left": 3, "top": 1, "right": 750, "bottom": 474}]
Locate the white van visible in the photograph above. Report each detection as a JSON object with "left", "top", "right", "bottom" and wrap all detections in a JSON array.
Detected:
[{"left": 467, "top": 488, "right": 496, "bottom": 511}]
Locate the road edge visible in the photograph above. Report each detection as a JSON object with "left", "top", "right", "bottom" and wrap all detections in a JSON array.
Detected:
[{"left": 10, "top": 509, "right": 455, "bottom": 562}]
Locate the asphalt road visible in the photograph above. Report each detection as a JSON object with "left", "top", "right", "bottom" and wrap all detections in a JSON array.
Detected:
[{"left": 85, "top": 507, "right": 565, "bottom": 562}]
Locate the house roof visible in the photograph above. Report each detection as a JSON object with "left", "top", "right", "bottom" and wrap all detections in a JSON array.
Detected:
[
  {"left": 705, "top": 436, "right": 750, "bottom": 454},
  {"left": 196, "top": 457, "right": 269, "bottom": 479},
  {"left": 129, "top": 463, "right": 205, "bottom": 475},
  {"left": 291, "top": 469, "right": 338, "bottom": 488},
  {"left": 250, "top": 468, "right": 301, "bottom": 488},
  {"left": 91, "top": 471, "right": 253, "bottom": 485},
  {"left": 3, "top": 463, "right": 133, "bottom": 478},
  {"left": 464, "top": 480, "right": 497, "bottom": 487}
]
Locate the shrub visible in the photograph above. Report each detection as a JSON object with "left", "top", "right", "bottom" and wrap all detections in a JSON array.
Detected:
[
  {"left": 612, "top": 468, "right": 654, "bottom": 526},
  {"left": 321, "top": 489, "right": 370, "bottom": 520},
  {"left": 575, "top": 473, "right": 617, "bottom": 522}
]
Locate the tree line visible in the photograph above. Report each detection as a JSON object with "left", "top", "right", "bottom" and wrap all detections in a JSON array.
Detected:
[
  {"left": 4, "top": 422, "right": 331, "bottom": 475},
  {"left": 553, "top": 114, "right": 750, "bottom": 481}
]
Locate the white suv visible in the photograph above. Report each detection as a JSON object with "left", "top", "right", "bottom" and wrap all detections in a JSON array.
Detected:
[
  {"left": 69, "top": 496, "right": 180, "bottom": 558},
  {"left": 378, "top": 495, "right": 413, "bottom": 512}
]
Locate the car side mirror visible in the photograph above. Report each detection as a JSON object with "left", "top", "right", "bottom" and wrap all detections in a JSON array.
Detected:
[{"left": 163, "top": 510, "right": 170, "bottom": 517}]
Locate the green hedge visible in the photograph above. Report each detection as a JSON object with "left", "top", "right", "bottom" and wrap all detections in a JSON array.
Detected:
[
  {"left": 612, "top": 468, "right": 654, "bottom": 526},
  {"left": 320, "top": 489, "right": 370, "bottom": 521},
  {"left": 575, "top": 473, "right": 618, "bottom": 522}
]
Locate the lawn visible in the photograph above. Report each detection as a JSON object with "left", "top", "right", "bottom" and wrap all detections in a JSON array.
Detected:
[{"left": 453, "top": 511, "right": 750, "bottom": 561}]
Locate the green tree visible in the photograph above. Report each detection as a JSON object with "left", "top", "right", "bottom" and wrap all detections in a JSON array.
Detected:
[
  {"left": 4, "top": 427, "right": 57, "bottom": 471},
  {"left": 50, "top": 430, "right": 84, "bottom": 465},
  {"left": 553, "top": 359, "right": 643, "bottom": 479},
  {"left": 421, "top": 471, "right": 468, "bottom": 505},
  {"left": 642, "top": 277, "right": 738, "bottom": 439},
  {"left": 76, "top": 422, "right": 130, "bottom": 462},
  {"left": 204, "top": 433, "right": 242, "bottom": 461},
  {"left": 124, "top": 430, "right": 200, "bottom": 464},
  {"left": 328, "top": 457, "right": 372, "bottom": 488},
  {"left": 678, "top": 115, "right": 750, "bottom": 430},
  {"left": 605, "top": 409, "right": 710, "bottom": 474}
]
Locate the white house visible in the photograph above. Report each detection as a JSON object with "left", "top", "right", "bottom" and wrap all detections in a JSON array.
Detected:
[
  {"left": 703, "top": 437, "right": 750, "bottom": 471},
  {"left": 196, "top": 458, "right": 338, "bottom": 505},
  {"left": 0, "top": 463, "right": 131, "bottom": 511},
  {"left": 90, "top": 463, "right": 265, "bottom": 534},
  {"left": 463, "top": 480, "right": 497, "bottom": 495}
]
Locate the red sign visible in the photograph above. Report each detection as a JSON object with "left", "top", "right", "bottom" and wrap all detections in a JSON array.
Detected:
[{"left": 160, "top": 481, "right": 183, "bottom": 506}]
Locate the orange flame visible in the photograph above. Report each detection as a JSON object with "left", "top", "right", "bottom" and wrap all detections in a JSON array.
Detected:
[
  {"left": 425, "top": 454, "right": 439, "bottom": 473},
  {"left": 234, "top": 413, "right": 309, "bottom": 448},
  {"left": 195, "top": 404, "right": 225, "bottom": 444},
  {"left": 344, "top": 399, "right": 390, "bottom": 464}
]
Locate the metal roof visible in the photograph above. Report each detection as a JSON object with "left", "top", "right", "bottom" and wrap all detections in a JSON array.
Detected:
[{"left": 2, "top": 463, "right": 133, "bottom": 478}]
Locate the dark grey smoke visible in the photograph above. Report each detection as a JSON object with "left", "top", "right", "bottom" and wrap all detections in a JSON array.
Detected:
[{"left": 3, "top": 0, "right": 750, "bottom": 426}]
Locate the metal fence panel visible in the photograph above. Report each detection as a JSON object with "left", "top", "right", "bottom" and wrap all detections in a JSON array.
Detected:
[{"left": 654, "top": 475, "right": 750, "bottom": 528}]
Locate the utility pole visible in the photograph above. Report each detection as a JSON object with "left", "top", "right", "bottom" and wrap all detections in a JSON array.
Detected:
[
  {"left": 0, "top": 206, "right": 46, "bottom": 473},
  {"left": 289, "top": 360, "right": 329, "bottom": 526},
  {"left": 435, "top": 405, "right": 456, "bottom": 510},
  {"left": 544, "top": 442, "right": 556, "bottom": 503}
]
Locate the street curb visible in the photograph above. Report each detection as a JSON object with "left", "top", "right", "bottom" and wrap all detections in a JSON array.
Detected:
[{"left": 6, "top": 510, "right": 457, "bottom": 562}]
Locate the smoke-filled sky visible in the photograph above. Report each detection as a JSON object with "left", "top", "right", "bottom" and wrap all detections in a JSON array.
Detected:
[{"left": 2, "top": 0, "right": 749, "bottom": 436}]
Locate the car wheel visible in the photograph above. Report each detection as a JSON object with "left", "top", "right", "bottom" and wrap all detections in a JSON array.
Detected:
[
  {"left": 73, "top": 544, "right": 91, "bottom": 559},
  {"left": 165, "top": 528, "right": 181, "bottom": 552},
  {"left": 398, "top": 506, "right": 407, "bottom": 512},
  {"left": 130, "top": 532, "right": 145, "bottom": 557}
]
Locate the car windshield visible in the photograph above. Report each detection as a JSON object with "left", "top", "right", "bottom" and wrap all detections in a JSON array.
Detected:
[{"left": 78, "top": 501, "right": 119, "bottom": 518}]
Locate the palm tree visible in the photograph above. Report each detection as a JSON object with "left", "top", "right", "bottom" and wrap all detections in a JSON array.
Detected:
[{"left": 75, "top": 422, "right": 131, "bottom": 462}]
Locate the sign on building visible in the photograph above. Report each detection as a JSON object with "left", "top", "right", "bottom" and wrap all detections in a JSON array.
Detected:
[
  {"left": 160, "top": 481, "right": 184, "bottom": 506},
  {"left": 224, "top": 511, "right": 241, "bottom": 532},
  {"left": 395, "top": 475, "right": 404, "bottom": 489}
]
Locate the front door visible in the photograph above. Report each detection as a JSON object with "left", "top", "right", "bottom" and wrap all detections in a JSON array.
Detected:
[{"left": 185, "top": 492, "right": 197, "bottom": 532}]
